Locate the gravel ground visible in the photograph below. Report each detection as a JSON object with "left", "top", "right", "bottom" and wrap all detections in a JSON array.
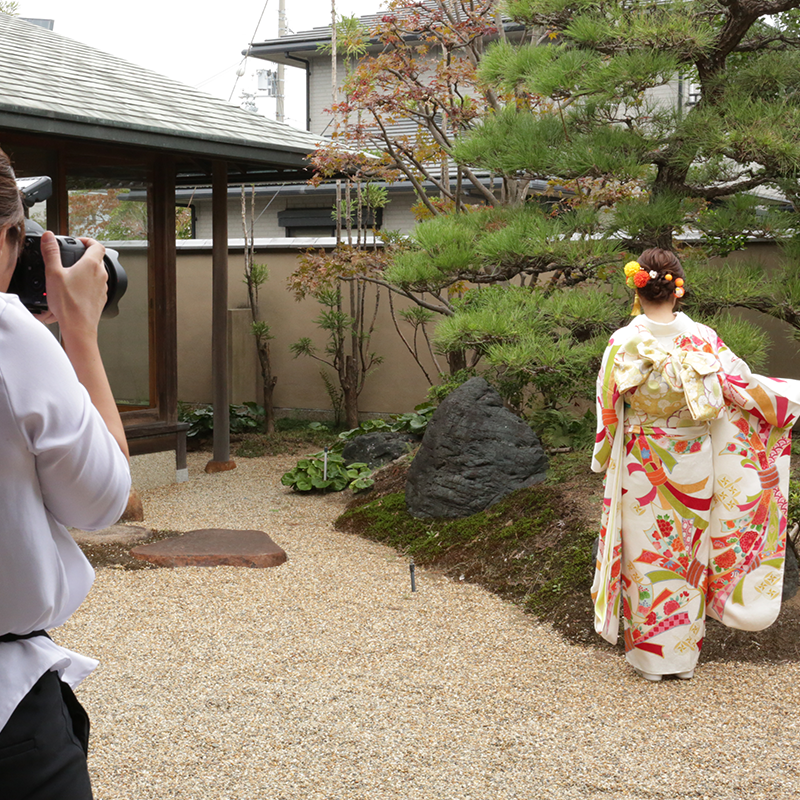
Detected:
[{"left": 55, "top": 453, "right": 800, "bottom": 800}]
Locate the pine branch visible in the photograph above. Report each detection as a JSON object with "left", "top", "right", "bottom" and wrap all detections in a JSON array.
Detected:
[
  {"left": 737, "top": 0, "right": 800, "bottom": 15},
  {"left": 703, "top": 1, "right": 800, "bottom": 77},
  {"left": 735, "top": 33, "right": 800, "bottom": 51},
  {"left": 737, "top": 297, "right": 800, "bottom": 329},
  {"left": 688, "top": 173, "right": 778, "bottom": 199},
  {"left": 353, "top": 275, "right": 456, "bottom": 315}
]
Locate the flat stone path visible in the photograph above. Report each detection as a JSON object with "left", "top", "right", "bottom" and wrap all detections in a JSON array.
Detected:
[{"left": 130, "top": 528, "right": 287, "bottom": 568}]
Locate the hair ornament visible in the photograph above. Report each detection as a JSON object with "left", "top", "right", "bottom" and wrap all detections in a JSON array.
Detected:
[
  {"left": 664, "top": 273, "right": 672, "bottom": 282},
  {"left": 633, "top": 270, "right": 650, "bottom": 288},
  {"left": 675, "top": 278, "right": 684, "bottom": 287},
  {"left": 624, "top": 261, "right": 640, "bottom": 288},
  {"left": 624, "top": 261, "right": 641, "bottom": 278},
  {"left": 675, "top": 286, "right": 685, "bottom": 298},
  {"left": 648, "top": 270, "right": 658, "bottom": 279}
]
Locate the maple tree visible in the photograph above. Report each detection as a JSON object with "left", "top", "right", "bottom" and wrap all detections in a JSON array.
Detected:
[
  {"left": 289, "top": 239, "right": 387, "bottom": 431},
  {"left": 297, "top": 0, "right": 519, "bottom": 384},
  {"left": 68, "top": 189, "right": 192, "bottom": 240}
]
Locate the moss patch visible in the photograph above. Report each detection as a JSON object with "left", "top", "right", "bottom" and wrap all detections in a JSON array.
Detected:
[
  {"left": 336, "top": 473, "right": 602, "bottom": 644},
  {"left": 336, "top": 452, "right": 800, "bottom": 663},
  {"left": 78, "top": 530, "right": 185, "bottom": 570}
]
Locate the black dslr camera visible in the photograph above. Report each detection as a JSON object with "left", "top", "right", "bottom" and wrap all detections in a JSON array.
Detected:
[{"left": 8, "top": 177, "right": 127, "bottom": 318}]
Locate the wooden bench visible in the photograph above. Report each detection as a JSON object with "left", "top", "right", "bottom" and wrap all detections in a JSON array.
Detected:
[{"left": 125, "top": 421, "right": 191, "bottom": 481}]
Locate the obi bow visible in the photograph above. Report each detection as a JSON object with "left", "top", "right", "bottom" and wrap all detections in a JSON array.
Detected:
[{"left": 615, "top": 331, "right": 724, "bottom": 422}]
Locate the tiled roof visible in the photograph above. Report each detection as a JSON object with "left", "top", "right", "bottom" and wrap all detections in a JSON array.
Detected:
[
  {"left": 248, "top": 1, "right": 516, "bottom": 57},
  {"left": 249, "top": 2, "right": 422, "bottom": 49},
  {"left": 0, "top": 14, "right": 326, "bottom": 164}
]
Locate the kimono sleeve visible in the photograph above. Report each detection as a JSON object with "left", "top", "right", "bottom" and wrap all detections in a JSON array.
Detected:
[
  {"left": 714, "top": 331, "right": 800, "bottom": 427},
  {"left": 705, "top": 326, "right": 800, "bottom": 630},
  {"left": 592, "top": 338, "right": 624, "bottom": 473}
]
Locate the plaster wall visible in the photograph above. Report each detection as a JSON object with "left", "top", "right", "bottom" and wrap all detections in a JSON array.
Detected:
[
  {"left": 99, "top": 241, "right": 800, "bottom": 425},
  {"left": 173, "top": 245, "right": 437, "bottom": 417},
  {"left": 709, "top": 243, "right": 800, "bottom": 380},
  {"left": 97, "top": 246, "right": 150, "bottom": 406}
]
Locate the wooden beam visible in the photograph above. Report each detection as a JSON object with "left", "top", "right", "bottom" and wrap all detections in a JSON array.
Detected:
[{"left": 206, "top": 159, "right": 236, "bottom": 474}]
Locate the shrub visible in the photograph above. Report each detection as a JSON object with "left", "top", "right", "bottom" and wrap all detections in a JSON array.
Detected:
[
  {"left": 178, "top": 402, "right": 264, "bottom": 439},
  {"left": 281, "top": 451, "right": 373, "bottom": 493}
]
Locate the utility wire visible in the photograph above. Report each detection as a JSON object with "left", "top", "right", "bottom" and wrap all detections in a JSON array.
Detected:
[
  {"left": 194, "top": 61, "right": 244, "bottom": 90},
  {"left": 229, "top": 0, "right": 272, "bottom": 103}
]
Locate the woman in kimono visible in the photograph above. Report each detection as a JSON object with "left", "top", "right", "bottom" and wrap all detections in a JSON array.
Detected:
[{"left": 592, "top": 248, "right": 800, "bottom": 681}]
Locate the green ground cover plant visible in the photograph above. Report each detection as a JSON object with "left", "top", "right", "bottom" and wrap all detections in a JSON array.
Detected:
[{"left": 281, "top": 452, "right": 373, "bottom": 493}]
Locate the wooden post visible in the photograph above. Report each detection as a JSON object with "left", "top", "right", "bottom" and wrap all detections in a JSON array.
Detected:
[
  {"left": 206, "top": 159, "right": 236, "bottom": 473},
  {"left": 46, "top": 149, "right": 68, "bottom": 234},
  {"left": 149, "top": 155, "right": 178, "bottom": 423}
]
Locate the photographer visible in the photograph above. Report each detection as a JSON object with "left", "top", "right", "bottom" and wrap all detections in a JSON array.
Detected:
[{"left": 0, "top": 148, "right": 131, "bottom": 799}]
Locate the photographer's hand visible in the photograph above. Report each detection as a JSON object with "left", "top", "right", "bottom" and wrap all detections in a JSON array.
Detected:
[
  {"left": 40, "top": 232, "right": 129, "bottom": 459},
  {"left": 39, "top": 232, "right": 107, "bottom": 332}
]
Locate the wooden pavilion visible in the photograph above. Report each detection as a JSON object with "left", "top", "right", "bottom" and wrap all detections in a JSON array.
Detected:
[{"left": 0, "top": 14, "right": 324, "bottom": 473}]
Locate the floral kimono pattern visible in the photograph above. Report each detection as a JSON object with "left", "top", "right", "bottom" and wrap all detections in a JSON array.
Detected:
[{"left": 591, "top": 313, "right": 800, "bottom": 676}]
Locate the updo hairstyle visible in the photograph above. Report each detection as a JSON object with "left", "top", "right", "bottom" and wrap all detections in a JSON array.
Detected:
[
  {"left": 636, "top": 248, "right": 685, "bottom": 304},
  {"left": 0, "top": 147, "right": 25, "bottom": 261}
]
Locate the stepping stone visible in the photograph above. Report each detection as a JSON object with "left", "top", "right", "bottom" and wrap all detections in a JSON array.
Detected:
[{"left": 130, "top": 529, "right": 287, "bottom": 568}]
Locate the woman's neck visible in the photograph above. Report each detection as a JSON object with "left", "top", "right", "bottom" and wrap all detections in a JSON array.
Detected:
[{"left": 638, "top": 296, "right": 677, "bottom": 323}]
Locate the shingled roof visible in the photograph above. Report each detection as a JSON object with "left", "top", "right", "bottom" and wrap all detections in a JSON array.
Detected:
[
  {"left": 0, "top": 13, "right": 325, "bottom": 167},
  {"left": 247, "top": 1, "right": 518, "bottom": 64}
]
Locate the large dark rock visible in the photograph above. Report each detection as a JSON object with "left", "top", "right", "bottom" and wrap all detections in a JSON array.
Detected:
[
  {"left": 342, "top": 431, "right": 420, "bottom": 469},
  {"left": 405, "top": 377, "right": 548, "bottom": 518}
]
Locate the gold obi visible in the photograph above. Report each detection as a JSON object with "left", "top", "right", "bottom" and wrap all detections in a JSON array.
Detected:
[{"left": 614, "top": 330, "right": 724, "bottom": 422}]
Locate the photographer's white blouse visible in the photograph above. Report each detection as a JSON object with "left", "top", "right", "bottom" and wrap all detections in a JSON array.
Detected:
[{"left": 0, "top": 293, "right": 131, "bottom": 732}]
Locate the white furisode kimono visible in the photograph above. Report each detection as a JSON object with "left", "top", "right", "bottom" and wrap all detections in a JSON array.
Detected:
[{"left": 592, "top": 311, "right": 800, "bottom": 676}]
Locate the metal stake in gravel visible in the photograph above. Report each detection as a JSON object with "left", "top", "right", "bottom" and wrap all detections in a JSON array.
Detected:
[
  {"left": 410, "top": 560, "right": 416, "bottom": 592},
  {"left": 323, "top": 447, "right": 328, "bottom": 481}
]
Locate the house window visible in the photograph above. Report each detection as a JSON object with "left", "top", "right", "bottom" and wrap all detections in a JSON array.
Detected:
[
  {"left": 278, "top": 207, "right": 382, "bottom": 238},
  {"left": 686, "top": 82, "right": 701, "bottom": 106}
]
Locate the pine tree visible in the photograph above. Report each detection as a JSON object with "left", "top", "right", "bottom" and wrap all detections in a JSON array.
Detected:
[
  {"left": 386, "top": 0, "right": 800, "bottom": 413},
  {"left": 305, "top": 1, "right": 800, "bottom": 414},
  {"left": 456, "top": 0, "right": 800, "bottom": 250}
]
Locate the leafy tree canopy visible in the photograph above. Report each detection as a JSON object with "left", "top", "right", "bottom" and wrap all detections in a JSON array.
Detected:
[
  {"left": 302, "top": 0, "right": 800, "bottom": 413},
  {"left": 68, "top": 189, "right": 192, "bottom": 240}
]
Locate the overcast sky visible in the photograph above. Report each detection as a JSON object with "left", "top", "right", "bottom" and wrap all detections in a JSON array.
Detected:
[{"left": 16, "top": 0, "right": 385, "bottom": 130}]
